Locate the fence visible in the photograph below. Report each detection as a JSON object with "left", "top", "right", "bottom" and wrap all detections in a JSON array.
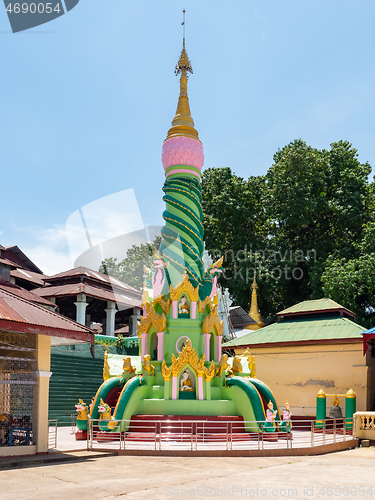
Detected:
[
  {"left": 87, "top": 417, "right": 354, "bottom": 452},
  {"left": 353, "top": 412, "right": 375, "bottom": 441},
  {"left": 48, "top": 419, "right": 58, "bottom": 450}
]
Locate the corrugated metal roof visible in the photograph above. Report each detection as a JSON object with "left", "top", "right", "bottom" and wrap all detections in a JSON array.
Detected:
[
  {"left": 45, "top": 266, "right": 141, "bottom": 294},
  {"left": 229, "top": 306, "right": 256, "bottom": 328},
  {"left": 223, "top": 316, "right": 365, "bottom": 347},
  {"left": 278, "top": 298, "right": 353, "bottom": 316},
  {"left": 3, "top": 246, "right": 43, "bottom": 274},
  {"left": 11, "top": 268, "right": 47, "bottom": 286},
  {"left": 362, "top": 326, "right": 375, "bottom": 335},
  {"left": 32, "top": 282, "right": 141, "bottom": 309},
  {"left": 0, "top": 283, "right": 54, "bottom": 307},
  {"left": 0, "top": 287, "right": 94, "bottom": 334},
  {"left": 0, "top": 257, "right": 17, "bottom": 268}
]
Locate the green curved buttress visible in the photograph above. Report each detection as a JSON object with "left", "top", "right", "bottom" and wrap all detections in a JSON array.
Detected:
[
  {"left": 89, "top": 377, "right": 125, "bottom": 420},
  {"left": 225, "top": 376, "right": 267, "bottom": 423},
  {"left": 105, "top": 376, "right": 145, "bottom": 432},
  {"left": 160, "top": 176, "right": 204, "bottom": 287},
  {"left": 247, "top": 378, "right": 281, "bottom": 420}
]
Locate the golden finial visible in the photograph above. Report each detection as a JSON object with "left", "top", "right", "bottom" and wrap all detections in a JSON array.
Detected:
[
  {"left": 346, "top": 388, "right": 356, "bottom": 398},
  {"left": 332, "top": 394, "right": 340, "bottom": 407},
  {"left": 165, "top": 10, "right": 200, "bottom": 142}
]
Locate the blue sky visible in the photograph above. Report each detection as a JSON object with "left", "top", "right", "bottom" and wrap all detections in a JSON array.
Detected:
[{"left": 1, "top": 1, "right": 374, "bottom": 275}]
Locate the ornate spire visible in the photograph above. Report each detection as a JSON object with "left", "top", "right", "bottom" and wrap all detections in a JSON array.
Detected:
[
  {"left": 165, "top": 13, "right": 200, "bottom": 142},
  {"left": 247, "top": 277, "right": 264, "bottom": 329}
]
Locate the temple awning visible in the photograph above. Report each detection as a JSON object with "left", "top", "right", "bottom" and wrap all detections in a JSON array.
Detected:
[{"left": 362, "top": 326, "right": 375, "bottom": 355}]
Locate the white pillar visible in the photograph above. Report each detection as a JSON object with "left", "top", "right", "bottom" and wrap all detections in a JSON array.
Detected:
[
  {"left": 74, "top": 293, "right": 88, "bottom": 326},
  {"left": 130, "top": 308, "right": 141, "bottom": 335},
  {"left": 104, "top": 301, "right": 117, "bottom": 336}
]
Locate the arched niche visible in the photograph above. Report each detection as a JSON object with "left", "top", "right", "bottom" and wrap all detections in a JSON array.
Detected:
[
  {"left": 148, "top": 328, "right": 158, "bottom": 361},
  {"left": 178, "top": 366, "right": 196, "bottom": 400},
  {"left": 178, "top": 293, "right": 191, "bottom": 318},
  {"left": 210, "top": 331, "right": 216, "bottom": 362}
]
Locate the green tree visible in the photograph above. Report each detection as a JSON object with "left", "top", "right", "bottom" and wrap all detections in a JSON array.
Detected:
[
  {"left": 321, "top": 221, "right": 375, "bottom": 328},
  {"left": 99, "top": 236, "right": 161, "bottom": 290},
  {"left": 201, "top": 140, "right": 372, "bottom": 320},
  {"left": 265, "top": 139, "right": 372, "bottom": 308},
  {"left": 201, "top": 167, "right": 268, "bottom": 312}
]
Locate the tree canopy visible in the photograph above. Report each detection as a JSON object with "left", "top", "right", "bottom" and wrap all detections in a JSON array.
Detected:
[
  {"left": 99, "top": 139, "right": 374, "bottom": 327},
  {"left": 202, "top": 139, "right": 374, "bottom": 326},
  {"left": 99, "top": 236, "right": 161, "bottom": 290}
]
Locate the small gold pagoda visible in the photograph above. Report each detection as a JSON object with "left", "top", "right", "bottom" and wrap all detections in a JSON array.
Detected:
[{"left": 245, "top": 277, "right": 265, "bottom": 331}]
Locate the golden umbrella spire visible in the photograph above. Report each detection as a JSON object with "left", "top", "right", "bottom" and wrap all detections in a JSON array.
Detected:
[
  {"left": 246, "top": 277, "right": 265, "bottom": 329},
  {"left": 165, "top": 10, "right": 200, "bottom": 142}
]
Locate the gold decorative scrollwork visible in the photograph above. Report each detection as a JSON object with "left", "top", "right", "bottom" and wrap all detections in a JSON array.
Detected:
[
  {"left": 161, "top": 339, "right": 215, "bottom": 382},
  {"left": 153, "top": 296, "right": 171, "bottom": 314},
  {"left": 210, "top": 256, "right": 224, "bottom": 269},
  {"left": 202, "top": 310, "right": 224, "bottom": 336},
  {"left": 170, "top": 271, "right": 199, "bottom": 302},
  {"left": 198, "top": 296, "right": 211, "bottom": 313},
  {"left": 139, "top": 302, "right": 167, "bottom": 334}
]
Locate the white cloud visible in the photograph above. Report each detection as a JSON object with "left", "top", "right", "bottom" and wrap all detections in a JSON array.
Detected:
[
  {"left": 23, "top": 245, "right": 73, "bottom": 276},
  {"left": 21, "top": 224, "right": 73, "bottom": 276}
]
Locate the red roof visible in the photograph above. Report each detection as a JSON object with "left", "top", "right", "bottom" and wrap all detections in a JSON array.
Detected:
[
  {"left": 0, "top": 287, "right": 94, "bottom": 343},
  {"left": 0, "top": 257, "right": 17, "bottom": 268},
  {"left": 0, "top": 282, "right": 55, "bottom": 307},
  {"left": 45, "top": 266, "right": 140, "bottom": 293},
  {"left": 3, "top": 246, "right": 43, "bottom": 274},
  {"left": 11, "top": 268, "right": 47, "bottom": 287},
  {"left": 33, "top": 266, "right": 141, "bottom": 309},
  {"left": 33, "top": 282, "right": 141, "bottom": 309}
]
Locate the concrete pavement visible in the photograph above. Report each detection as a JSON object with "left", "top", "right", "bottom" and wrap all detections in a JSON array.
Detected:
[{"left": 0, "top": 447, "right": 374, "bottom": 500}]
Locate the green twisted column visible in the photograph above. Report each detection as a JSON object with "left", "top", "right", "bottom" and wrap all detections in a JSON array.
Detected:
[{"left": 160, "top": 176, "right": 204, "bottom": 287}]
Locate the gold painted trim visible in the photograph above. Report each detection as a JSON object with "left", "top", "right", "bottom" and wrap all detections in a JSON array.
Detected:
[
  {"left": 170, "top": 271, "right": 199, "bottom": 302},
  {"left": 202, "top": 310, "right": 224, "bottom": 336},
  {"left": 152, "top": 296, "right": 171, "bottom": 315},
  {"left": 161, "top": 339, "right": 215, "bottom": 382},
  {"left": 139, "top": 302, "right": 167, "bottom": 334}
]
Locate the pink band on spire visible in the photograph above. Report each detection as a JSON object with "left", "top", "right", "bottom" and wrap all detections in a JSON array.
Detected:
[{"left": 162, "top": 136, "right": 204, "bottom": 171}]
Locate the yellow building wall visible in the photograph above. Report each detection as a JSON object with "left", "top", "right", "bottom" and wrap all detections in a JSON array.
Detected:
[
  {"left": 0, "top": 331, "right": 51, "bottom": 456},
  {"left": 36, "top": 334, "right": 51, "bottom": 454},
  {"left": 234, "top": 341, "right": 371, "bottom": 416}
]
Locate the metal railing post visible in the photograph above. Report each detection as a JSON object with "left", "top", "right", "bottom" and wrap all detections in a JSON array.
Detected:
[
  {"left": 154, "top": 421, "right": 157, "bottom": 451},
  {"left": 323, "top": 420, "right": 326, "bottom": 445},
  {"left": 190, "top": 422, "right": 193, "bottom": 451},
  {"left": 230, "top": 422, "right": 233, "bottom": 451},
  {"left": 311, "top": 420, "right": 314, "bottom": 447},
  {"left": 333, "top": 418, "right": 336, "bottom": 443}
]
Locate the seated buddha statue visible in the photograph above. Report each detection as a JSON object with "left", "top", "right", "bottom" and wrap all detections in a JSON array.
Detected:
[
  {"left": 178, "top": 295, "right": 190, "bottom": 315},
  {"left": 180, "top": 371, "right": 195, "bottom": 391}
]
